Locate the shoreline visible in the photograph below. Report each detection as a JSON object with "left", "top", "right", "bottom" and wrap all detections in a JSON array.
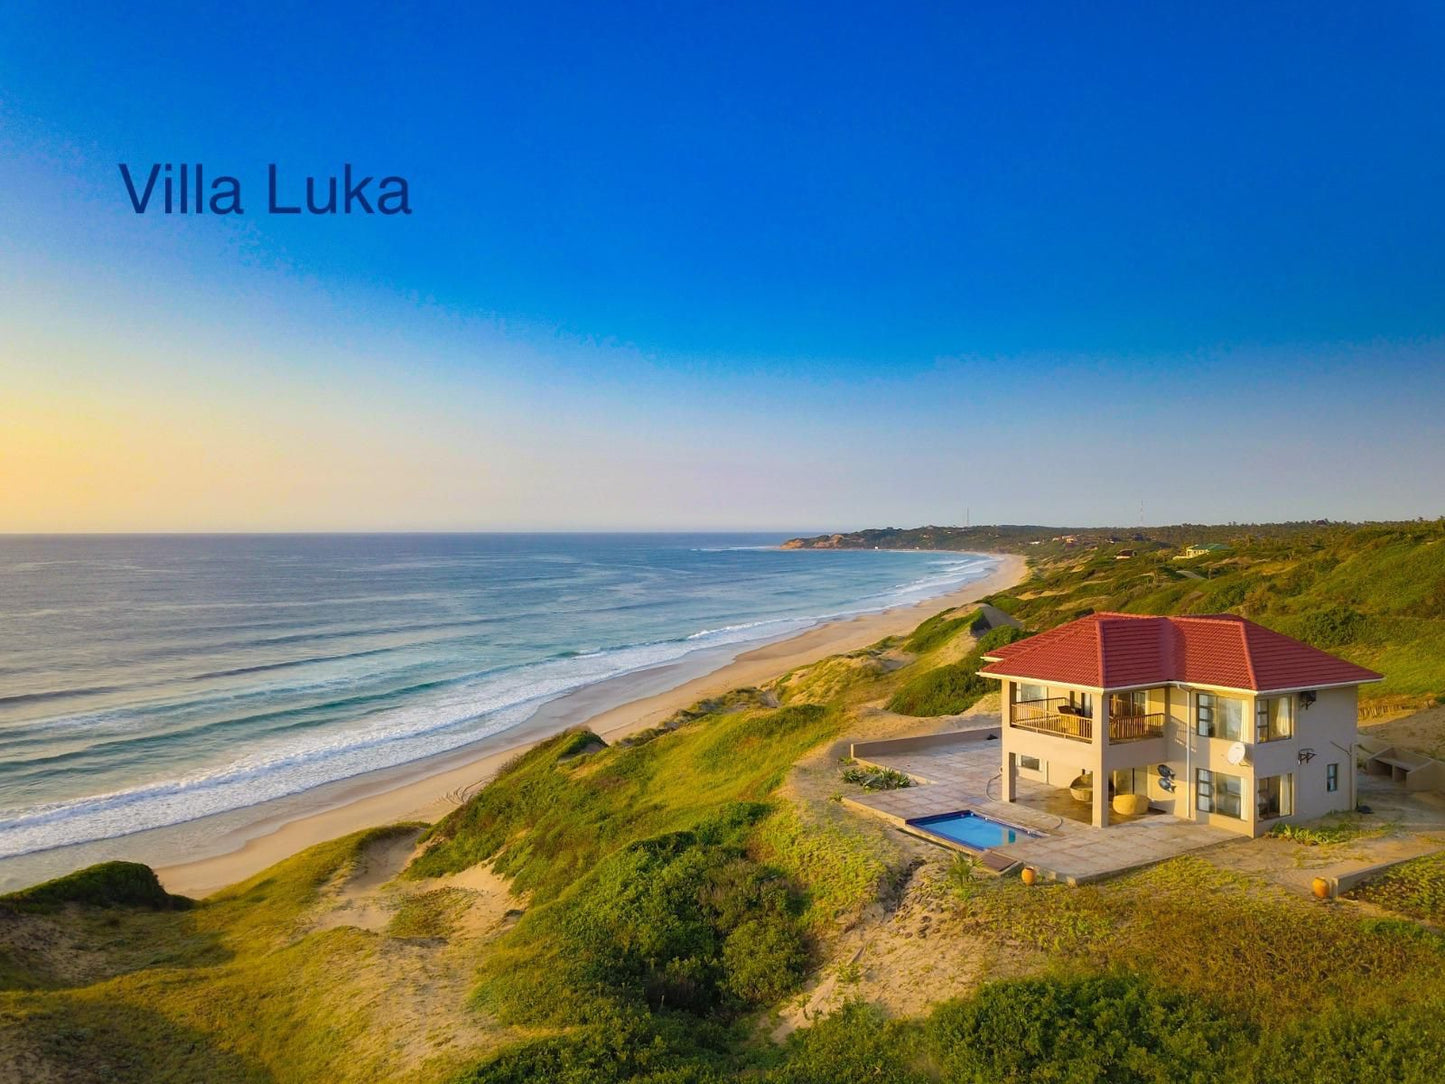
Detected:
[{"left": 119, "top": 552, "right": 1020, "bottom": 896}]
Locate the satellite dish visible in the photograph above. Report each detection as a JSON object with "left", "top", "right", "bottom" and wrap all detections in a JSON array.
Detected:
[{"left": 1226, "top": 741, "right": 1247, "bottom": 766}]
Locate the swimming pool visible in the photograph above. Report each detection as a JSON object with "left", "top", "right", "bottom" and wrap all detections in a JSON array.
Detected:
[{"left": 906, "top": 810, "right": 1041, "bottom": 850}]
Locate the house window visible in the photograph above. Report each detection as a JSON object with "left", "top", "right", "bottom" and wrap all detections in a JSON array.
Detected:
[
  {"left": 1327, "top": 763, "right": 1339, "bottom": 792},
  {"left": 1069, "top": 691, "right": 1094, "bottom": 716},
  {"left": 1197, "top": 768, "right": 1243, "bottom": 818},
  {"left": 1255, "top": 696, "right": 1294, "bottom": 743},
  {"left": 1017, "top": 682, "right": 1048, "bottom": 704},
  {"left": 1110, "top": 689, "right": 1148, "bottom": 719},
  {"left": 1258, "top": 775, "right": 1294, "bottom": 819},
  {"left": 1019, "top": 755, "right": 1041, "bottom": 772},
  {"left": 1196, "top": 693, "right": 1243, "bottom": 741}
]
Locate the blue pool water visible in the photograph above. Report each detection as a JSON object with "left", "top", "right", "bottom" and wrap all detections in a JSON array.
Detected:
[{"left": 908, "top": 811, "right": 1040, "bottom": 850}]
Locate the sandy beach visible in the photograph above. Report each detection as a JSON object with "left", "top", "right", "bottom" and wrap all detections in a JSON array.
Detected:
[{"left": 156, "top": 552, "right": 1026, "bottom": 896}]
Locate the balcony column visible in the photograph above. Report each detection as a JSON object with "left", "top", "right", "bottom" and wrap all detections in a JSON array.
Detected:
[
  {"left": 1091, "top": 695, "right": 1111, "bottom": 828},
  {"left": 1001, "top": 751, "right": 1017, "bottom": 802}
]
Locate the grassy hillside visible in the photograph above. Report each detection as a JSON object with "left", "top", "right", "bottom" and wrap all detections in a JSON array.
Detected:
[
  {"left": 781, "top": 519, "right": 1375, "bottom": 554},
  {"left": 6, "top": 537, "right": 1445, "bottom": 1081},
  {"left": 981, "top": 521, "right": 1445, "bottom": 711}
]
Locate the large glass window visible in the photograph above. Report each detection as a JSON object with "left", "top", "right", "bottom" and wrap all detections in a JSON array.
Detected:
[
  {"left": 1196, "top": 693, "right": 1243, "bottom": 741},
  {"left": 1017, "top": 682, "right": 1048, "bottom": 704},
  {"left": 1258, "top": 775, "right": 1294, "bottom": 819},
  {"left": 1197, "top": 768, "right": 1243, "bottom": 818},
  {"left": 1255, "top": 696, "right": 1294, "bottom": 743}
]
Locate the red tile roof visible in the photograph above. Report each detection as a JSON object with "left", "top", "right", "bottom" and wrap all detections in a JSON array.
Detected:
[{"left": 978, "top": 613, "right": 1382, "bottom": 692}]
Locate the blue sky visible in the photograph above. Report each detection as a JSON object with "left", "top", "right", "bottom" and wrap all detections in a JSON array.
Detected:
[{"left": 1, "top": 2, "right": 1443, "bottom": 530}]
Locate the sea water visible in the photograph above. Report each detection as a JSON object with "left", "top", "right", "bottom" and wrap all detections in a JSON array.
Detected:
[{"left": 0, "top": 534, "right": 995, "bottom": 870}]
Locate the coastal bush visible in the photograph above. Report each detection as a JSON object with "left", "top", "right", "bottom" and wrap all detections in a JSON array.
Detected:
[
  {"left": 451, "top": 1004, "right": 733, "bottom": 1083},
  {"left": 1346, "top": 851, "right": 1445, "bottom": 923},
  {"left": 1268, "top": 814, "right": 1381, "bottom": 847},
  {"left": 973, "top": 624, "right": 1031, "bottom": 654},
  {"left": 839, "top": 764, "right": 913, "bottom": 790},
  {"left": 885, "top": 662, "right": 991, "bottom": 716},
  {"left": 1293, "top": 604, "right": 1366, "bottom": 648},
  {"left": 902, "top": 608, "right": 982, "bottom": 654},
  {"left": 764, "top": 1000, "right": 926, "bottom": 1083},
  {"left": 1246, "top": 1003, "right": 1445, "bottom": 1084},
  {"left": 409, "top": 701, "right": 840, "bottom": 895},
  {"left": 476, "top": 804, "right": 809, "bottom": 1025},
  {"left": 0, "top": 861, "right": 191, "bottom": 914},
  {"left": 925, "top": 973, "right": 1239, "bottom": 1083},
  {"left": 749, "top": 803, "right": 897, "bottom": 930}
]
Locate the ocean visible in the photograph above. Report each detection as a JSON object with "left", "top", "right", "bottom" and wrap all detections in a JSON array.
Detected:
[{"left": 0, "top": 534, "right": 994, "bottom": 880}]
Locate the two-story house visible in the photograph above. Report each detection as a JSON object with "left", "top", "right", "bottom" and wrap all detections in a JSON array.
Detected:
[{"left": 977, "top": 613, "right": 1382, "bottom": 836}]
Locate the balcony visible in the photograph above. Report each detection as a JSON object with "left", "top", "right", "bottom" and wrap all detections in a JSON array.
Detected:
[
  {"left": 1009, "top": 699, "right": 1165, "bottom": 744},
  {"left": 1109, "top": 712, "right": 1165, "bottom": 742},
  {"left": 1010, "top": 697, "right": 1091, "bottom": 741}
]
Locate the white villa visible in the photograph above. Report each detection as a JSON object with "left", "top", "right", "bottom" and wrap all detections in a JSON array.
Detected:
[{"left": 978, "top": 613, "right": 1383, "bottom": 837}]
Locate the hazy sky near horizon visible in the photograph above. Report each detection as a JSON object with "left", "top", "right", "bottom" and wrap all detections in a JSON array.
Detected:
[{"left": 2, "top": 2, "right": 1444, "bottom": 532}]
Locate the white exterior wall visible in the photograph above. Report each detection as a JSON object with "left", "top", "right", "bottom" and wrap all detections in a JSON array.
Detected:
[{"left": 999, "top": 677, "right": 1361, "bottom": 838}]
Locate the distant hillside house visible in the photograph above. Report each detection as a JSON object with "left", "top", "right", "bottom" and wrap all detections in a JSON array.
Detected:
[
  {"left": 1176, "top": 542, "right": 1231, "bottom": 560},
  {"left": 1115, "top": 550, "right": 1136, "bottom": 560},
  {"left": 979, "top": 614, "right": 1382, "bottom": 837}
]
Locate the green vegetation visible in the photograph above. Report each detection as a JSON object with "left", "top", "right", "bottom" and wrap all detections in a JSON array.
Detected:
[
  {"left": 885, "top": 661, "right": 991, "bottom": 716},
  {"left": 1347, "top": 851, "right": 1445, "bottom": 924},
  {"left": 387, "top": 887, "right": 472, "bottom": 939},
  {"left": 902, "top": 607, "right": 981, "bottom": 653},
  {"left": 839, "top": 763, "right": 913, "bottom": 790},
  {"left": 973, "top": 521, "right": 1445, "bottom": 707},
  {"left": 0, "top": 861, "right": 192, "bottom": 914},
  {"left": 9, "top": 527, "right": 1445, "bottom": 1082},
  {"left": 0, "top": 824, "right": 486, "bottom": 1083},
  {"left": 1269, "top": 814, "right": 1383, "bottom": 847},
  {"left": 407, "top": 702, "right": 842, "bottom": 894},
  {"left": 886, "top": 624, "right": 1030, "bottom": 716},
  {"left": 928, "top": 973, "right": 1235, "bottom": 1083}
]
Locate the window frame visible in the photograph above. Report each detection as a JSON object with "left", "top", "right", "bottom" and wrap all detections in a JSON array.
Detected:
[
  {"left": 1197, "top": 692, "right": 1243, "bottom": 741},
  {"left": 1255, "top": 696, "right": 1294, "bottom": 743},
  {"left": 1326, "top": 762, "right": 1339, "bottom": 793},
  {"left": 1257, "top": 774, "right": 1294, "bottom": 820},
  {"left": 1198, "top": 767, "right": 1243, "bottom": 819}
]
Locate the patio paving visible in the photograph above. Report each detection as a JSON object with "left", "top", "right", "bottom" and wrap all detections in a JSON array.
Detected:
[{"left": 844, "top": 734, "right": 1234, "bottom": 884}]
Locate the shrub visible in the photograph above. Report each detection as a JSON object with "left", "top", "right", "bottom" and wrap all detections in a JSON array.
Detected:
[
  {"left": 973, "top": 624, "right": 1031, "bottom": 654},
  {"left": 722, "top": 916, "right": 807, "bottom": 1003},
  {"left": 839, "top": 765, "right": 913, "bottom": 791},
  {"left": 885, "top": 662, "right": 990, "bottom": 716},
  {"left": 1346, "top": 851, "right": 1445, "bottom": 923},
  {"left": 765, "top": 1001, "right": 925, "bottom": 1084},
  {"left": 0, "top": 862, "right": 192, "bottom": 914},
  {"left": 903, "top": 608, "right": 982, "bottom": 654},
  {"left": 1247, "top": 1004, "right": 1445, "bottom": 1084},
  {"left": 1269, "top": 815, "right": 1379, "bottom": 847},
  {"left": 477, "top": 805, "right": 809, "bottom": 1025},
  {"left": 926, "top": 973, "right": 1239, "bottom": 1083},
  {"left": 1293, "top": 605, "right": 1366, "bottom": 648},
  {"left": 452, "top": 1004, "right": 730, "bottom": 1083}
]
